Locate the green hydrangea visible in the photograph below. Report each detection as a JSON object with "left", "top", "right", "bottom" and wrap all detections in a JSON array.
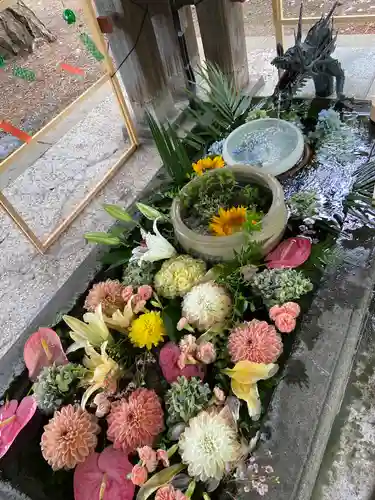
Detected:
[
  {"left": 165, "top": 376, "right": 211, "bottom": 425},
  {"left": 122, "top": 260, "right": 155, "bottom": 287},
  {"left": 154, "top": 255, "right": 206, "bottom": 298},
  {"left": 250, "top": 268, "right": 313, "bottom": 307},
  {"left": 33, "top": 363, "right": 87, "bottom": 414}
]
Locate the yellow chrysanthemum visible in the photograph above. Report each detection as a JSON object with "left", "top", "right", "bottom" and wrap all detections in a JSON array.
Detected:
[
  {"left": 192, "top": 155, "right": 225, "bottom": 176},
  {"left": 210, "top": 206, "right": 247, "bottom": 236},
  {"left": 129, "top": 311, "right": 166, "bottom": 349}
]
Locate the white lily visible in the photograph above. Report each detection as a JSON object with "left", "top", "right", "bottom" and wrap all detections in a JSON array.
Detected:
[
  {"left": 63, "top": 304, "right": 113, "bottom": 354},
  {"left": 131, "top": 219, "right": 176, "bottom": 266}
]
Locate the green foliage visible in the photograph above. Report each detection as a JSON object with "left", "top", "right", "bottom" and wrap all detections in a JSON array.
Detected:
[
  {"left": 122, "top": 260, "right": 155, "bottom": 287},
  {"left": 287, "top": 191, "right": 319, "bottom": 219},
  {"left": 242, "top": 209, "right": 263, "bottom": 234},
  {"left": 33, "top": 363, "right": 87, "bottom": 414},
  {"left": 250, "top": 268, "right": 313, "bottom": 307},
  {"left": 165, "top": 376, "right": 211, "bottom": 425},
  {"left": 146, "top": 111, "right": 192, "bottom": 185},
  {"left": 345, "top": 159, "right": 375, "bottom": 227}
]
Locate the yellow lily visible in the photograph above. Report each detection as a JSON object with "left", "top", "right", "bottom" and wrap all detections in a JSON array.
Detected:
[
  {"left": 63, "top": 305, "right": 113, "bottom": 353},
  {"left": 103, "top": 299, "right": 134, "bottom": 334},
  {"left": 222, "top": 361, "right": 278, "bottom": 421},
  {"left": 81, "top": 341, "right": 121, "bottom": 409}
]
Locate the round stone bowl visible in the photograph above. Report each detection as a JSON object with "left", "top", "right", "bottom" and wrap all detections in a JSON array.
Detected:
[
  {"left": 171, "top": 165, "right": 288, "bottom": 262},
  {"left": 222, "top": 118, "right": 305, "bottom": 176}
]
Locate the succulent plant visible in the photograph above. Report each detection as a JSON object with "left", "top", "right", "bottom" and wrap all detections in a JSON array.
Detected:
[
  {"left": 122, "top": 260, "right": 155, "bottom": 287},
  {"left": 165, "top": 376, "right": 211, "bottom": 425}
]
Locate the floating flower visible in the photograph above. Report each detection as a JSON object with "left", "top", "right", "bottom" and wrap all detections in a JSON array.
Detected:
[
  {"left": 178, "top": 334, "right": 198, "bottom": 368},
  {"left": 63, "top": 305, "right": 113, "bottom": 353},
  {"left": 154, "top": 255, "right": 206, "bottom": 299},
  {"left": 159, "top": 343, "right": 205, "bottom": 384},
  {"left": 131, "top": 220, "right": 176, "bottom": 265},
  {"left": 228, "top": 319, "right": 283, "bottom": 364},
  {"left": 81, "top": 341, "right": 121, "bottom": 409},
  {"left": 269, "top": 302, "right": 301, "bottom": 333},
  {"left": 24, "top": 328, "right": 68, "bottom": 381},
  {"left": 155, "top": 484, "right": 188, "bottom": 500},
  {"left": 0, "top": 396, "right": 37, "bottom": 459},
  {"left": 210, "top": 206, "right": 247, "bottom": 236},
  {"left": 223, "top": 361, "right": 279, "bottom": 420},
  {"left": 107, "top": 388, "right": 164, "bottom": 453},
  {"left": 157, "top": 449, "right": 170, "bottom": 468},
  {"left": 266, "top": 237, "right": 312, "bottom": 269},
  {"left": 131, "top": 464, "right": 148, "bottom": 485},
  {"left": 192, "top": 155, "right": 225, "bottom": 176},
  {"left": 182, "top": 281, "right": 232, "bottom": 331},
  {"left": 138, "top": 445, "right": 158, "bottom": 472},
  {"left": 74, "top": 446, "right": 135, "bottom": 500},
  {"left": 41, "top": 405, "right": 100, "bottom": 470},
  {"left": 84, "top": 279, "right": 127, "bottom": 316},
  {"left": 129, "top": 311, "right": 166, "bottom": 350},
  {"left": 179, "top": 410, "right": 241, "bottom": 481},
  {"left": 196, "top": 342, "right": 216, "bottom": 364},
  {"left": 122, "top": 285, "right": 134, "bottom": 302}
]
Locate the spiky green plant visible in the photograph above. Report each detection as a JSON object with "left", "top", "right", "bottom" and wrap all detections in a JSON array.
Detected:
[{"left": 165, "top": 376, "right": 211, "bottom": 425}]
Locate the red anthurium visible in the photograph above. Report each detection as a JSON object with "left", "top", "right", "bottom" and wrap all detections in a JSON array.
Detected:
[
  {"left": 266, "top": 237, "right": 312, "bottom": 269},
  {"left": 23, "top": 328, "right": 68, "bottom": 381},
  {"left": 0, "top": 396, "right": 37, "bottom": 459},
  {"left": 74, "top": 446, "right": 135, "bottom": 500}
]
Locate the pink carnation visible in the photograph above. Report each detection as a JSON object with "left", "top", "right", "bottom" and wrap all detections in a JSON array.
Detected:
[
  {"left": 275, "top": 313, "right": 296, "bottom": 333},
  {"left": 155, "top": 485, "right": 188, "bottom": 500},
  {"left": 131, "top": 464, "right": 148, "bottom": 486},
  {"left": 196, "top": 342, "right": 216, "bottom": 364},
  {"left": 122, "top": 285, "right": 134, "bottom": 303},
  {"left": 269, "top": 302, "right": 300, "bottom": 321},
  {"left": 138, "top": 446, "right": 158, "bottom": 472},
  {"left": 137, "top": 285, "right": 153, "bottom": 301},
  {"left": 84, "top": 280, "right": 127, "bottom": 316},
  {"left": 132, "top": 295, "right": 147, "bottom": 314},
  {"left": 159, "top": 342, "right": 205, "bottom": 383},
  {"left": 228, "top": 319, "right": 283, "bottom": 364},
  {"left": 156, "top": 449, "right": 169, "bottom": 467}
]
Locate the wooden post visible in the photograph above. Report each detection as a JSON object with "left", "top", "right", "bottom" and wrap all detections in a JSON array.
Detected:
[
  {"left": 93, "top": 0, "right": 176, "bottom": 127},
  {"left": 196, "top": 0, "right": 249, "bottom": 89},
  {"left": 179, "top": 5, "right": 200, "bottom": 72}
]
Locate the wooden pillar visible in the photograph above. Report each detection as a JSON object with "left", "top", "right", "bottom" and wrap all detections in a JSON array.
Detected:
[
  {"left": 93, "top": 0, "right": 176, "bottom": 127},
  {"left": 179, "top": 5, "right": 200, "bottom": 72},
  {"left": 196, "top": 0, "right": 249, "bottom": 89}
]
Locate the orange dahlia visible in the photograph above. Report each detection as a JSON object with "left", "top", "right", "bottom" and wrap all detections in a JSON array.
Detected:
[
  {"left": 210, "top": 206, "right": 247, "bottom": 236},
  {"left": 84, "top": 279, "right": 128, "bottom": 316},
  {"left": 192, "top": 155, "right": 225, "bottom": 176},
  {"left": 107, "top": 388, "right": 164, "bottom": 453},
  {"left": 41, "top": 405, "right": 100, "bottom": 471}
]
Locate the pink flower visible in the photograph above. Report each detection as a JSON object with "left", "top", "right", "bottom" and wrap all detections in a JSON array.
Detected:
[
  {"left": 24, "top": 328, "right": 68, "bottom": 381},
  {"left": 138, "top": 445, "right": 158, "bottom": 472},
  {"left": 266, "top": 237, "right": 311, "bottom": 269},
  {"left": 93, "top": 392, "right": 111, "bottom": 418},
  {"left": 137, "top": 285, "right": 153, "bottom": 301},
  {"left": 269, "top": 302, "right": 300, "bottom": 321},
  {"left": 177, "top": 317, "right": 189, "bottom": 331},
  {"left": 159, "top": 342, "right": 205, "bottom": 384},
  {"left": 122, "top": 285, "right": 134, "bottom": 303},
  {"left": 155, "top": 485, "right": 188, "bottom": 500},
  {"left": 85, "top": 280, "right": 128, "bottom": 315},
  {"left": 213, "top": 387, "right": 226, "bottom": 403},
  {"left": 156, "top": 449, "right": 169, "bottom": 467},
  {"left": 269, "top": 305, "right": 285, "bottom": 322},
  {"left": 196, "top": 342, "right": 216, "bottom": 364},
  {"left": 179, "top": 335, "right": 197, "bottom": 354},
  {"left": 0, "top": 397, "right": 37, "bottom": 459},
  {"left": 228, "top": 319, "right": 283, "bottom": 364},
  {"left": 132, "top": 295, "right": 147, "bottom": 314},
  {"left": 275, "top": 313, "right": 296, "bottom": 333},
  {"left": 131, "top": 464, "right": 148, "bottom": 486}
]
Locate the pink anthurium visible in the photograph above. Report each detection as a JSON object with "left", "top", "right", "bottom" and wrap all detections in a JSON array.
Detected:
[
  {"left": 0, "top": 396, "right": 37, "bottom": 459},
  {"left": 74, "top": 446, "right": 135, "bottom": 500},
  {"left": 266, "top": 237, "right": 312, "bottom": 269},
  {"left": 23, "top": 328, "right": 68, "bottom": 381}
]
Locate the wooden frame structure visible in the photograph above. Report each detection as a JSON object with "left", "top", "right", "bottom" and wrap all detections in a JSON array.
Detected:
[
  {"left": 0, "top": 0, "right": 139, "bottom": 254},
  {"left": 271, "top": 0, "right": 375, "bottom": 48}
]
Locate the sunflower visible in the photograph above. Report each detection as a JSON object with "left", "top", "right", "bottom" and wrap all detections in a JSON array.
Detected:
[
  {"left": 210, "top": 206, "right": 247, "bottom": 236},
  {"left": 192, "top": 156, "right": 225, "bottom": 176}
]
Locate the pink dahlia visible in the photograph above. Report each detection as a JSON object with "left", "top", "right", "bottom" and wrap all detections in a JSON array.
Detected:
[
  {"left": 41, "top": 405, "right": 100, "bottom": 471},
  {"left": 228, "top": 319, "right": 283, "bottom": 364},
  {"left": 84, "top": 279, "right": 127, "bottom": 316},
  {"left": 159, "top": 342, "right": 205, "bottom": 383},
  {"left": 138, "top": 445, "right": 158, "bottom": 472},
  {"left": 155, "top": 485, "right": 188, "bottom": 500},
  {"left": 107, "top": 389, "right": 164, "bottom": 453}
]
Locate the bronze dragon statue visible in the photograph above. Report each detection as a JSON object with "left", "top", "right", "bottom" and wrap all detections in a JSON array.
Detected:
[{"left": 271, "top": 1, "right": 345, "bottom": 103}]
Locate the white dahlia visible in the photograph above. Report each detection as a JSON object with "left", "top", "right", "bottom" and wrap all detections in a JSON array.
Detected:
[
  {"left": 179, "top": 411, "right": 241, "bottom": 481},
  {"left": 181, "top": 281, "right": 232, "bottom": 331}
]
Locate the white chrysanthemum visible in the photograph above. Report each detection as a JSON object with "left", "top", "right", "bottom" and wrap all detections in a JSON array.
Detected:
[
  {"left": 181, "top": 281, "right": 232, "bottom": 331},
  {"left": 179, "top": 411, "right": 241, "bottom": 481}
]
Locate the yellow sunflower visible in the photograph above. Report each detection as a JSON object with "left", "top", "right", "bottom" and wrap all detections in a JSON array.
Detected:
[
  {"left": 210, "top": 206, "right": 247, "bottom": 236},
  {"left": 192, "top": 155, "right": 225, "bottom": 176}
]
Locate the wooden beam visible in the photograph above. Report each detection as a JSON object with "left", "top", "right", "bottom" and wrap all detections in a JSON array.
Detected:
[{"left": 281, "top": 13, "right": 375, "bottom": 25}]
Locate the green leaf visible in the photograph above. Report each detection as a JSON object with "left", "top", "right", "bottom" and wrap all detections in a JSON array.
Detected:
[
  {"left": 101, "top": 249, "right": 130, "bottom": 265},
  {"left": 161, "top": 301, "right": 182, "bottom": 343},
  {"left": 84, "top": 232, "right": 122, "bottom": 245},
  {"left": 103, "top": 204, "right": 133, "bottom": 223},
  {"left": 136, "top": 202, "right": 163, "bottom": 221},
  {"left": 136, "top": 464, "right": 186, "bottom": 500}
]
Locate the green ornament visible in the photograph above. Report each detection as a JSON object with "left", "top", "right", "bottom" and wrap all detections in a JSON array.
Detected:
[
  {"left": 12, "top": 66, "right": 36, "bottom": 82},
  {"left": 0, "top": 56, "right": 5, "bottom": 68},
  {"left": 63, "top": 9, "right": 76, "bottom": 25},
  {"left": 80, "top": 33, "right": 104, "bottom": 62}
]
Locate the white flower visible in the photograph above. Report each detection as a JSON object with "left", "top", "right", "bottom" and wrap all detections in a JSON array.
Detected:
[
  {"left": 182, "top": 281, "right": 232, "bottom": 331},
  {"left": 179, "top": 411, "right": 241, "bottom": 482},
  {"left": 131, "top": 219, "right": 176, "bottom": 265}
]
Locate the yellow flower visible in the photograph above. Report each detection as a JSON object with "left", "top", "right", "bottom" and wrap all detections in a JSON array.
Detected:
[
  {"left": 210, "top": 206, "right": 247, "bottom": 236},
  {"left": 222, "top": 361, "right": 278, "bottom": 420},
  {"left": 103, "top": 300, "right": 134, "bottom": 334},
  {"left": 192, "top": 156, "right": 225, "bottom": 176},
  {"left": 81, "top": 341, "right": 121, "bottom": 409},
  {"left": 129, "top": 311, "right": 166, "bottom": 349}
]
